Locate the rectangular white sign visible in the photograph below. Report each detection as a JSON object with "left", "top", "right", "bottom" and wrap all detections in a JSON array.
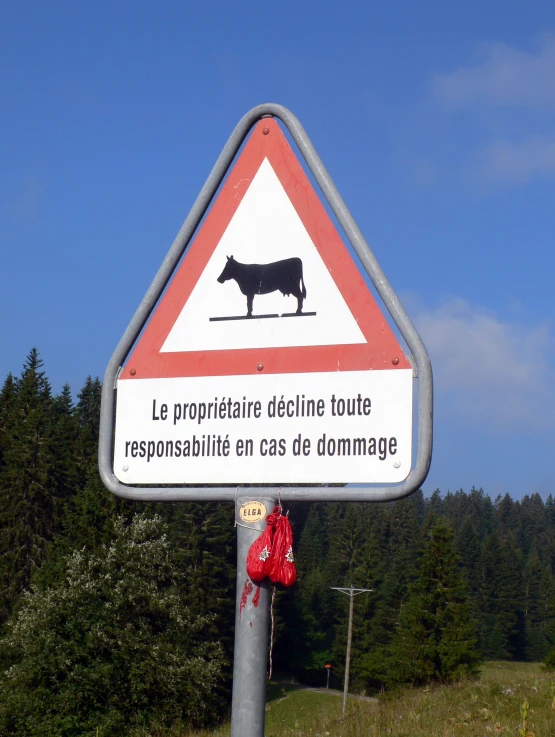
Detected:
[{"left": 113, "top": 369, "right": 413, "bottom": 484}]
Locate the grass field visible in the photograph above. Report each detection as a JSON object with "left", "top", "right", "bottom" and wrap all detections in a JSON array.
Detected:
[{"left": 181, "top": 662, "right": 555, "bottom": 737}]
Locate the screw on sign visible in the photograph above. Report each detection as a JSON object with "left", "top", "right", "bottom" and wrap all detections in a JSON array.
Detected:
[{"left": 98, "top": 104, "right": 433, "bottom": 737}]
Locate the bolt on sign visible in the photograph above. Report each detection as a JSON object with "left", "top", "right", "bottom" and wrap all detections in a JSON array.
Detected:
[{"left": 99, "top": 104, "right": 432, "bottom": 502}]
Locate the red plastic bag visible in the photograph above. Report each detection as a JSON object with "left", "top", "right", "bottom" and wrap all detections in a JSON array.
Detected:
[
  {"left": 268, "top": 514, "right": 297, "bottom": 587},
  {"left": 246, "top": 507, "right": 280, "bottom": 583}
]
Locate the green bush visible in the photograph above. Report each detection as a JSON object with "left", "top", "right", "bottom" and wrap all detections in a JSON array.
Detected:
[{"left": 0, "top": 514, "right": 225, "bottom": 737}]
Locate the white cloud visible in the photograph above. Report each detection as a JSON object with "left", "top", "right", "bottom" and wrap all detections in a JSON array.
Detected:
[
  {"left": 434, "top": 36, "right": 555, "bottom": 108},
  {"left": 479, "top": 136, "right": 555, "bottom": 185},
  {"left": 427, "top": 36, "right": 555, "bottom": 188},
  {"left": 412, "top": 298, "right": 554, "bottom": 429}
]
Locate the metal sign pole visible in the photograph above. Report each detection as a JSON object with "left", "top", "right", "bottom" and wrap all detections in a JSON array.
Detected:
[{"left": 230, "top": 496, "right": 275, "bottom": 737}]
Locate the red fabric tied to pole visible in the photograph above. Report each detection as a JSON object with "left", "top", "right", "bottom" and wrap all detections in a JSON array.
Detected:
[
  {"left": 246, "top": 507, "right": 296, "bottom": 588},
  {"left": 246, "top": 508, "right": 280, "bottom": 583},
  {"left": 268, "top": 513, "right": 297, "bottom": 587}
]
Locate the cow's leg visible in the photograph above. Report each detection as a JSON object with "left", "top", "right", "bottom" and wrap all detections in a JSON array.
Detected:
[
  {"left": 296, "top": 291, "right": 303, "bottom": 315},
  {"left": 246, "top": 293, "right": 254, "bottom": 317}
]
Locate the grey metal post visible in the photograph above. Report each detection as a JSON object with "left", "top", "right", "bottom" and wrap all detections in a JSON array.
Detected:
[
  {"left": 331, "top": 584, "right": 372, "bottom": 716},
  {"left": 231, "top": 497, "right": 275, "bottom": 737}
]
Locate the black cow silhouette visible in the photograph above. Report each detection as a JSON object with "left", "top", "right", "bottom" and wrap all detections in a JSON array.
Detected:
[{"left": 217, "top": 256, "right": 307, "bottom": 317}]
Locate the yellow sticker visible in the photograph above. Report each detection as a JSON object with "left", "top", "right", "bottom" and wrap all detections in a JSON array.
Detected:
[{"left": 239, "top": 501, "right": 267, "bottom": 524}]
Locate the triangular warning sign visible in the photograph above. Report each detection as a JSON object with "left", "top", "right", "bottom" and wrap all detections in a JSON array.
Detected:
[
  {"left": 121, "top": 119, "right": 410, "bottom": 380},
  {"left": 101, "top": 105, "right": 433, "bottom": 494}
]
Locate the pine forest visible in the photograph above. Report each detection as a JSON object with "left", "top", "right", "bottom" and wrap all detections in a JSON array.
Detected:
[{"left": 0, "top": 350, "right": 554, "bottom": 736}]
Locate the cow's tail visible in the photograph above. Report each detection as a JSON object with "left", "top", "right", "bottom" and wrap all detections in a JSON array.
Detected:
[{"left": 300, "top": 273, "right": 307, "bottom": 299}]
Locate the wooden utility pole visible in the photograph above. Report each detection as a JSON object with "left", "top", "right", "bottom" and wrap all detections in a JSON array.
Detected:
[{"left": 331, "top": 584, "right": 372, "bottom": 715}]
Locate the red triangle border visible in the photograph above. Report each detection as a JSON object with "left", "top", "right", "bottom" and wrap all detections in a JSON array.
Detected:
[{"left": 122, "top": 119, "right": 410, "bottom": 380}]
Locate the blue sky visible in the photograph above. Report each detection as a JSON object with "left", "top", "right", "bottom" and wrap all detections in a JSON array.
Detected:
[{"left": 1, "top": 1, "right": 554, "bottom": 499}]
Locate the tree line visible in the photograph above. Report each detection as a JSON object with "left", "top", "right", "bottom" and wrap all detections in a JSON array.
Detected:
[
  {"left": 278, "top": 488, "right": 555, "bottom": 689},
  {"left": 0, "top": 350, "right": 553, "bottom": 735}
]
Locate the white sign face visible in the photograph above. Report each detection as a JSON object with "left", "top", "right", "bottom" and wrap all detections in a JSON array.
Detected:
[
  {"left": 161, "top": 158, "right": 366, "bottom": 353},
  {"left": 113, "top": 369, "right": 413, "bottom": 485}
]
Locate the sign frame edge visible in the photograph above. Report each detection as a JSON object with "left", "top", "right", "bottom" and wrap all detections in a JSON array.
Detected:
[{"left": 98, "top": 103, "right": 433, "bottom": 502}]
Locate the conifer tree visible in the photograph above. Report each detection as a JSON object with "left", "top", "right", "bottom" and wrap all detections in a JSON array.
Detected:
[
  {"left": 36, "top": 376, "right": 127, "bottom": 589},
  {"left": 327, "top": 504, "right": 368, "bottom": 582},
  {"left": 323, "top": 505, "right": 379, "bottom": 686},
  {"left": 546, "top": 495, "right": 555, "bottom": 528},
  {"left": 544, "top": 590, "right": 555, "bottom": 669},
  {"left": 35, "top": 468, "right": 128, "bottom": 590},
  {"left": 0, "top": 350, "right": 58, "bottom": 620},
  {"left": 408, "top": 488, "right": 428, "bottom": 525},
  {"left": 390, "top": 521, "right": 480, "bottom": 685},
  {"left": 479, "top": 532, "right": 521, "bottom": 659},
  {"left": 296, "top": 504, "right": 328, "bottom": 570},
  {"left": 520, "top": 494, "right": 547, "bottom": 554},
  {"left": 342, "top": 506, "right": 385, "bottom": 688},
  {"left": 359, "top": 499, "right": 420, "bottom": 688},
  {"left": 466, "top": 487, "right": 496, "bottom": 538},
  {"left": 281, "top": 505, "right": 335, "bottom": 678},
  {"left": 523, "top": 548, "right": 555, "bottom": 661},
  {"left": 419, "top": 507, "right": 438, "bottom": 542},
  {"left": 0, "top": 373, "right": 17, "bottom": 470},
  {"left": 50, "top": 384, "right": 79, "bottom": 516},
  {"left": 428, "top": 488, "right": 443, "bottom": 516},
  {"left": 161, "top": 502, "right": 236, "bottom": 663},
  {"left": 456, "top": 518, "right": 481, "bottom": 598},
  {"left": 74, "top": 376, "right": 102, "bottom": 481},
  {"left": 442, "top": 490, "right": 470, "bottom": 528}
]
